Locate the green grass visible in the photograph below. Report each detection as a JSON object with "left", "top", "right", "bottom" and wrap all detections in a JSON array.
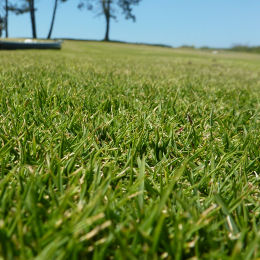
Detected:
[{"left": 0, "top": 41, "right": 259, "bottom": 259}]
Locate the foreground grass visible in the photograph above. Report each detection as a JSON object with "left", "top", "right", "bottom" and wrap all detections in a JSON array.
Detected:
[{"left": 0, "top": 41, "right": 259, "bottom": 259}]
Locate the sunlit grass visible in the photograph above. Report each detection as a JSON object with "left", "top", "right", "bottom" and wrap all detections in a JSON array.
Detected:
[{"left": 0, "top": 41, "right": 259, "bottom": 259}]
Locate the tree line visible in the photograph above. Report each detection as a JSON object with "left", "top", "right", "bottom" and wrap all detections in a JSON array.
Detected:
[{"left": 0, "top": 0, "right": 142, "bottom": 41}]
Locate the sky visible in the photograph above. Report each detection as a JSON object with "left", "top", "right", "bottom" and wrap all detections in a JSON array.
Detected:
[{"left": 5, "top": 0, "right": 260, "bottom": 48}]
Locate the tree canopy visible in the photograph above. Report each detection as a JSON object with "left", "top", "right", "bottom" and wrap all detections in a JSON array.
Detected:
[{"left": 79, "top": 0, "right": 142, "bottom": 41}]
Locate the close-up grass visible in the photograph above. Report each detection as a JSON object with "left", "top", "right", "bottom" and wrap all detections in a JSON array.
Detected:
[{"left": 0, "top": 41, "right": 259, "bottom": 259}]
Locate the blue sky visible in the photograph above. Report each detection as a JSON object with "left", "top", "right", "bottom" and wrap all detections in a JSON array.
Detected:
[{"left": 6, "top": 0, "right": 260, "bottom": 48}]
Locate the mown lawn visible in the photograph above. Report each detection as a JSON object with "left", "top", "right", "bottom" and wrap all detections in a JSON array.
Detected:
[{"left": 0, "top": 41, "right": 259, "bottom": 259}]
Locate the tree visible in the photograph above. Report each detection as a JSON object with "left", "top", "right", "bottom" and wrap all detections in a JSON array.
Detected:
[
  {"left": 4, "top": 0, "right": 8, "bottom": 37},
  {"left": 0, "top": 15, "right": 4, "bottom": 37},
  {"left": 47, "top": 0, "right": 58, "bottom": 39},
  {"left": 47, "top": 0, "right": 67, "bottom": 39},
  {"left": 8, "top": 0, "right": 66, "bottom": 40},
  {"left": 28, "top": 0, "right": 36, "bottom": 38},
  {"left": 0, "top": 0, "right": 9, "bottom": 37},
  {"left": 8, "top": 0, "right": 35, "bottom": 38},
  {"left": 79, "top": 0, "right": 142, "bottom": 41}
]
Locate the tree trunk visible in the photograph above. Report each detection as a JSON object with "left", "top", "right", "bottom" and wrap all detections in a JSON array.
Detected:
[
  {"left": 47, "top": 0, "right": 58, "bottom": 39},
  {"left": 5, "top": 0, "right": 8, "bottom": 38},
  {"left": 29, "top": 0, "right": 37, "bottom": 38},
  {"left": 104, "top": 13, "right": 110, "bottom": 41},
  {"left": 104, "top": 0, "right": 111, "bottom": 41}
]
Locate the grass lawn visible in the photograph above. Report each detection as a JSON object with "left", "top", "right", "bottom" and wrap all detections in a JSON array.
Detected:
[{"left": 0, "top": 41, "right": 259, "bottom": 259}]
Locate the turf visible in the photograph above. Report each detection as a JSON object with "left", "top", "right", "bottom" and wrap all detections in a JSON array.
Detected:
[{"left": 0, "top": 41, "right": 259, "bottom": 259}]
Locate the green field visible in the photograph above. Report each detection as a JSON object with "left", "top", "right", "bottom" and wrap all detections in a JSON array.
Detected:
[{"left": 0, "top": 41, "right": 259, "bottom": 259}]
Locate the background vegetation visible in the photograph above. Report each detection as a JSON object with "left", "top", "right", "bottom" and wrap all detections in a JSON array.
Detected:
[{"left": 229, "top": 45, "right": 260, "bottom": 55}]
